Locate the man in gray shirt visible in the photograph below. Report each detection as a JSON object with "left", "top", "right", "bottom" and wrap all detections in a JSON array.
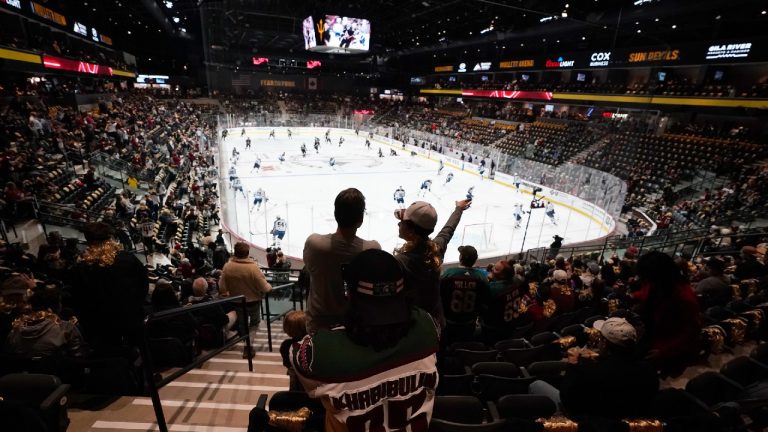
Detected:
[
  {"left": 303, "top": 188, "right": 381, "bottom": 333},
  {"left": 695, "top": 257, "right": 732, "bottom": 307}
]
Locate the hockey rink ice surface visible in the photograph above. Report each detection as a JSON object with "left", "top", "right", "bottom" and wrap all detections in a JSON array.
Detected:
[{"left": 221, "top": 128, "right": 610, "bottom": 263}]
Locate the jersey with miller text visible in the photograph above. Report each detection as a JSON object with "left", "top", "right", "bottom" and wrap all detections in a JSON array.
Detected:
[
  {"left": 291, "top": 308, "right": 440, "bottom": 432},
  {"left": 440, "top": 267, "right": 490, "bottom": 324}
]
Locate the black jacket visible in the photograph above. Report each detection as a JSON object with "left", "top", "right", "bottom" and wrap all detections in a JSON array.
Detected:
[{"left": 69, "top": 251, "right": 149, "bottom": 349}]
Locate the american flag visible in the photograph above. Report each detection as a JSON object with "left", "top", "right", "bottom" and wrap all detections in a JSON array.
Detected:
[{"left": 231, "top": 75, "right": 251, "bottom": 87}]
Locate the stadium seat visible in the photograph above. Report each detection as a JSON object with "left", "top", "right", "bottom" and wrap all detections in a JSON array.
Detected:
[
  {"left": 496, "top": 394, "right": 557, "bottom": 420},
  {"left": 0, "top": 373, "right": 70, "bottom": 432},
  {"left": 493, "top": 338, "right": 530, "bottom": 351},
  {"left": 432, "top": 395, "right": 486, "bottom": 424},
  {"left": 500, "top": 344, "right": 560, "bottom": 367},
  {"left": 752, "top": 343, "right": 768, "bottom": 364},
  {"left": 436, "top": 373, "right": 474, "bottom": 396},
  {"left": 524, "top": 361, "right": 569, "bottom": 388},
  {"left": 559, "top": 324, "right": 587, "bottom": 346},
  {"left": 720, "top": 356, "right": 768, "bottom": 387},
  {"left": 471, "top": 362, "right": 523, "bottom": 378},
  {"left": 529, "top": 331, "right": 561, "bottom": 347},
  {"left": 453, "top": 349, "right": 499, "bottom": 367},
  {"left": 685, "top": 372, "right": 745, "bottom": 407}
]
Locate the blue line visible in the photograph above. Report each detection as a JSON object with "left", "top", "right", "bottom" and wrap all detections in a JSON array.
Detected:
[{"left": 238, "top": 168, "right": 434, "bottom": 180}]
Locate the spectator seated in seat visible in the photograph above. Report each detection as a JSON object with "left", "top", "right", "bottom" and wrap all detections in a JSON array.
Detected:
[{"left": 291, "top": 249, "right": 440, "bottom": 431}]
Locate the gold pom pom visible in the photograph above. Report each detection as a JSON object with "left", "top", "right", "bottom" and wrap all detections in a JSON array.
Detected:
[
  {"left": 537, "top": 416, "right": 578, "bottom": 432},
  {"left": 623, "top": 419, "right": 664, "bottom": 432},
  {"left": 268, "top": 407, "right": 311, "bottom": 432}
]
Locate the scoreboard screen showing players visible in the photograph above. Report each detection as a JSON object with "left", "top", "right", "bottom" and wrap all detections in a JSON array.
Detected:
[
  {"left": 302, "top": 16, "right": 316, "bottom": 50},
  {"left": 307, "top": 15, "right": 371, "bottom": 53}
]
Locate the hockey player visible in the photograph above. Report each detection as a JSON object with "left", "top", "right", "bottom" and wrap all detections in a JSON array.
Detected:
[
  {"left": 228, "top": 166, "right": 237, "bottom": 186},
  {"left": 478, "top": 164, "right": 486, "bottom": 180},
  {"left": 466, "top": 186, "right": 475, "bottom": 201},
  {"left": 438, "top": 159, "right": 444, "bottom": 175},
  {"left": 287, "top": 129, "right": 292, "bottom": 139},
  {"left": 512, "top": 173, "right": 521, "bottom": 192},
  {"left": 393, "top": 186, "right": 406, "bottom": 209},
  {"left": 444, "top": 172, "right": 454, "bottom": 185},
  {"left": 329, "top": 157, "right": 336, "bottom": 170},
  {"left": 252, "top": 187, "right": 266, "bottom": 211},
  {"left": 232, "top": 176, "right": 246, "bottom": 198},
  {"left": 365, "top": 138, "right": 371, "bottom": 149},
  {"left": 378, "top": 148, "right": 384, "bottom": 158},
  {"left": 271, "top": 216, "right": 287, "bottom": 247},
  {"left": 245, "top": 137, "right": 251, "bottom": 149},
  {"left": 368, "top": 131, "right": 374, "bottom": 139},
  {"left": 301, "top": 143, "right": 307, "bottom": 157},
  {"left": 338, "top": 136, "right": 344, "bottom": 147},
  {"left": 314, "top": 139, "right": 320, "bottom": 154},
  {"left": 251, "top": 157, "right": 262, "bottom": 173},
  {"left": 241, "top": 128, "right": 246, "bottom": 137},
  {"left": 325, "top": 129, "right": 331, "bottom": 144},
  {"left": 269, "top": 129, "right": 276, "bottom": 140},
  {"left": 419, "top": 179, "right": 432, "bottom": 197},
  {"left": 545, "top": 202, "right": 557, "bottom": 225},
  {"left": 513, "top": 203, "right": 525, "bottom": 228},
  {"left": 278, "top": 152, "right": 286, "bottom": 163},
  {"left": 222, "top": 129, "right": 228, "bottom": 139}
]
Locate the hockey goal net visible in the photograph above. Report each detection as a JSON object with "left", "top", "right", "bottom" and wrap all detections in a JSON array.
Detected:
[{"left": 460, "top": 223, "right": 496, "bottom": 253}]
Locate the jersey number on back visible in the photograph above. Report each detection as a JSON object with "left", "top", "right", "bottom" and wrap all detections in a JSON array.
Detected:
[
  {"left": 449, "top": 289, "right": 477, "bottom": 313},
  {"left": 346, "top": 388, "right": 429, "bottom": 432}
]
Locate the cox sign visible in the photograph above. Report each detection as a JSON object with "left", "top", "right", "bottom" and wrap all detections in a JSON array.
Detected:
[{"left": 589, "top": 51, "right": 611, "bottom": 67}]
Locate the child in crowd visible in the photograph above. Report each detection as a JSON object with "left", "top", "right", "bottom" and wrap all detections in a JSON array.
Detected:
[{"left": 280, "top": 310, "right": 308, "bottom": 391}]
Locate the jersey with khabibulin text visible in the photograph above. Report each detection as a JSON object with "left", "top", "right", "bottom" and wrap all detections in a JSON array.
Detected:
[{"left": 291, "top": 308, "right": 440, "bottom": 432}]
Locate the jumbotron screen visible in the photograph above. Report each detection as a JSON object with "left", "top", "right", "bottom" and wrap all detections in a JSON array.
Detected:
[{"left": 306, "top": 15, "right": 371, "bottom": 53}]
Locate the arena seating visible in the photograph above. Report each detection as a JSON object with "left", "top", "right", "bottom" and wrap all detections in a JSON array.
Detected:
[
  {"left": 0, "top": 86, "right": 766, "bottom": 432},
  {"left": 428, "top": 77, "right": 768, "bottom": 99}
]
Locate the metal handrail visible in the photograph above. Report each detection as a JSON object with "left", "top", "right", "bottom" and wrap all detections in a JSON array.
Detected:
[
  {"left": 522, "top": 226, "right": 768, "bottom": 262},
  {"left": 140, "top": 295, "right": 253, "bottom": 432},
  {"left": 262, "top": 282, "right": 305, "bottom": 352}
]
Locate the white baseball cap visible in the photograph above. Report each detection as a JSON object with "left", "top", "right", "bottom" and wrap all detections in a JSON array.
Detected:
[
  {"left": 399, "top": 201, "right": 438, "bottom": 233},
  {"left": 593, "top": 317, "right": 637, "bottom": 347}
]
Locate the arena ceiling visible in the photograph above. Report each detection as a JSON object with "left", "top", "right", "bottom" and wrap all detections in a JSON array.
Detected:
[
  {"left": 194, "top": 0, "right": 765, "bottom": 57},
  {"left": 30, "top": 1, "right": 768, "bottom": 71}
]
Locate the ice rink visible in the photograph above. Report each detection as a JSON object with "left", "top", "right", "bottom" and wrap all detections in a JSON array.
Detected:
[{"left": 220, "top": 127, "right": 611, "bottom": 264}]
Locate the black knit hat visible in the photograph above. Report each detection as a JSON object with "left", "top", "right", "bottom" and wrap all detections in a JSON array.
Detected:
[{"left": 344, "top": 249, "right": 409, "bottom": 326}]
